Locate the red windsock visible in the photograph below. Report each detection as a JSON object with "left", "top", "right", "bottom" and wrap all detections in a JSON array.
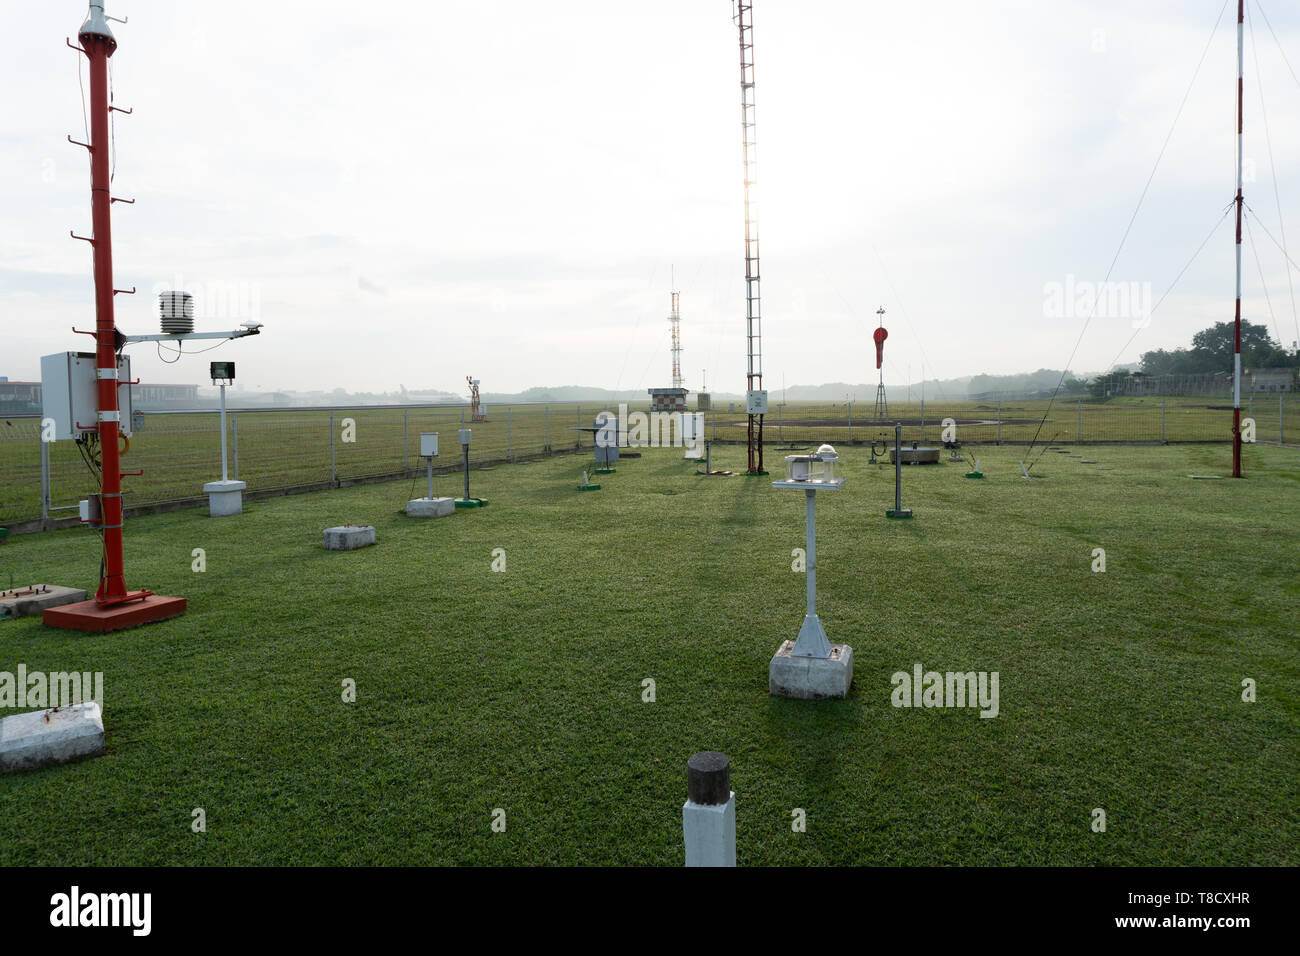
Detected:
[{"left": 873, "top": 326, "right": 888, "bottom": 369}]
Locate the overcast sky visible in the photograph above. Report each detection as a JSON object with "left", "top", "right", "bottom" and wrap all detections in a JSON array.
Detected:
[{"left": 3, "top": 0, "right": 1300, "bottom": 397}]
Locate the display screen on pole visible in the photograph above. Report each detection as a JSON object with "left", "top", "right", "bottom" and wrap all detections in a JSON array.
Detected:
[{"left": 210, "top": 361, "right": 235, "bottom": 382}]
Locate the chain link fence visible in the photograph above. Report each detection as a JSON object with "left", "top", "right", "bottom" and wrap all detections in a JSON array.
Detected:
[{"left": 2, "top": 396, "right": 1295, "bottom": 530}]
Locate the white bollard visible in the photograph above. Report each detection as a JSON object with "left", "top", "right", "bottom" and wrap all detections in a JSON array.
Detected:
[{"left": 683, "top": 751, "right": 736, "bottom": 867}]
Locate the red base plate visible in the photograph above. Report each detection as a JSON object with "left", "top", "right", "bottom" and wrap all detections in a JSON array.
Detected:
[{"left": 43, "top": 594, "right": 187, "bottom": 633}]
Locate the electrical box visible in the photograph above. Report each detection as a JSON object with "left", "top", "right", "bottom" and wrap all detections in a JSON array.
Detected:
[
  {"left": 419, "top": 432, "right": 438, "bottom": 457},
  {"left": 696, "top": 392, "right": 711, "bottom": 412},
  {"left": 40, "top": 352, "right": 133, "bottom": 442},
  {"left": 458, "top": 428, "right": 472, "bottom": 446},
  {"left": 746, "top": 389, "right": 769, "bottom": 415}
]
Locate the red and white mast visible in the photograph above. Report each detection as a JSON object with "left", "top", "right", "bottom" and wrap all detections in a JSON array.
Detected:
[
  {"left": 46, "top": 2, "right": 187, "bottom": 630},
  {"left": 1232, "top": 0, "right": 1245, "bottom": 478}
]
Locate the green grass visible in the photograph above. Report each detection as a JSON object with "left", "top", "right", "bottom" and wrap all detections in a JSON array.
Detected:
[{"left": 0, "top": 442, "right": 1296, "bottom": 865}]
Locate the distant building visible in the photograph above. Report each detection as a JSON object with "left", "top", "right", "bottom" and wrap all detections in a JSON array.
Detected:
[
  {"left": 0, "top": 380, "right": 41, "bottom": 414},
  {"left": 133, "top": 384, "right": 199, "bottom": 408},
  {"left": 648, "top": 387, "right": 688, "bottom": 412},
  {"left": 1243, "top": 368, "right": 1296, "bottom": 393}
]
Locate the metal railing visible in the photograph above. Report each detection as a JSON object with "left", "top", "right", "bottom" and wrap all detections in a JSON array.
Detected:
[{"left": 1, "top": 395, "right": 1295, "bottom": 530}]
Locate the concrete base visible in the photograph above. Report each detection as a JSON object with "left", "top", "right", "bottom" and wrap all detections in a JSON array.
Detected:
[
  {"left": 682, "top": 793, "right": 736, "bottom": 867},
  {"left": 43, "top": 594, "right": 187, "bottom": 632},
  {"left": 0, "top": 701, "right": 105, "bottom": 773},
  {"left": 886, "top": 508, "right": 913, "bottom": 519},
  {"left": 769, "top": 640, "right": 854, "bottom": 700},
  {"left": 323, "top": 525, "right": 376, "bottom": 550},
  {"left": 454, "top": 498, "right": 488, "bottom": 509},
  {"left": 406, "top": 497, "right": 455, "bottom": 518},
  {"left": 0, "top": 585, "right": 88, "bottom": 620},
  {"left": 203, "top": 479, "right": 247, "bottom": 517},
  {"left": 889, "top": 447, "right": 941, "bottom": 465}
]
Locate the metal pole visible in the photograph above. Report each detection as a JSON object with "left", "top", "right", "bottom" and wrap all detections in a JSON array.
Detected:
[
  {"left": 894, "top": 423, "right": 903, "bottom": 512},
  {"left": 997, "top": 399, "right": 1001, "bottom": 444},
  {"left": 778, "top": 403, "right": 783, "bottom": 442},
  {"left": 1161, "top": 397, "right": 1166, "bottom": 443},
  {"left": 219, "top": 383, "right": 228, "bottom": 482},
  {"left": 330, "top": 409, "right": 336, "bottom": 483},
  {"left": 463, "top": 443, "right": 470, "bottom": 501},
  {"left": 545, "top": 405, "right": 550, "bottom": 452},
  {"left": 1281, "top": 393, "right": 1286, "bottom": 443},
  {"left": 920, "top": 397, "right": 925, "bottom": 442},
  {"left": 79, "top": 5, "right": 131, "bottom": 604},
  {"left": 427, "top": 455, "right": 433, "bottom": 500},
  {"left": 403, "top": 407, "right": 408, "bottom": 472},
  {"left": 847, "top": 402, "right": 852, "bottom": 443},
  {"left": 507, "top": 406, "right": 512, "bottom": 460},
  {"left": 232, "top": 410, "right": 239, "bottom": 480},
  {"left": 1077, "top": 400, "right": 1082, "bottom": 443},
  {"left": 805, "top": 490, "right": 816, "bottom": 618},
  {"left": 40, "top": 432, "right": 50, "bottom": 521},
  {"left": 1233, "top": 0, "right": 1245, "bottom": 477}
]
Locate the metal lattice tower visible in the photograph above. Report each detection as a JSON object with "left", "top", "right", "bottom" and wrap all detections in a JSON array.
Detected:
[
  {"left": 669, "top": 290, "right": 683, "bottom": 389},
  {"left": 874, "top": 306, "right": 889, "bottom": 421},
  {"left": 736, "top": 1, "right": 764, "bottom": 473}
]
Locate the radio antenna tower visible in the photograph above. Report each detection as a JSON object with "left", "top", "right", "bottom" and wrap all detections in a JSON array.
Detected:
[
  {"left": 669, "top": 285, "right": 684, "bottom": 390},
  {"left": 1231, "top": 0, "right": 1245, "bottom": 478},
  {"left": 735, "top": 1, "right": 766, "bottom": 474}
]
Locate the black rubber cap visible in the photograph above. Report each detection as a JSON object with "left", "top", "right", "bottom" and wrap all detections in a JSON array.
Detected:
[{"left": 687, "top": 751, "right": 730, "bottom": 805}]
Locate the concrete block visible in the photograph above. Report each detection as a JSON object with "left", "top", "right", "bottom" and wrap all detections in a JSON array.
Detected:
[
  {"left": 323, "top": 525, "right": 376, "bottom": 550},
  {"left": 203, "top": 479, "right": 247, "bottom": 517},
  {"left": 769, "top": 640, "right": 854, "bottom": 700},
  {"left": 683, "top": 793, "right": 736, "bottom": 867},
  {"left": 0, "top": 585, "right": 88, "bottom": 620},
  {"left": 406, "top": 497, "right": 455, "bottom": 518},
  {"left": 0, "top": 701, "right": 105, "bottom": 773},
  {"left": 889, "top": 447, "right": 941, "bottom": 465}
]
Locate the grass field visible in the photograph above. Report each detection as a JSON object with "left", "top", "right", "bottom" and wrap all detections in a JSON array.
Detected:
[
  {"left": 3, "top": 395, "right": 1297, "bottom": 526},
  {"left": 1, "top": 442, "right": 1296, "bottom": 865}
]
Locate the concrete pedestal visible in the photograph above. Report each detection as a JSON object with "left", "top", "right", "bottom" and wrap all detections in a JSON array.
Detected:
[
  {"left": 0, "top": 701, "right": 105, "bottom": 773},
  {"left": 1, "top": 585, "right": 88, "bottom": 620},
  {"left": 406, "top": 497, "right": 455, "bottom": 518},
  {"left": 769, "top": 640, "right": 854, "bottom": 700},
  {"left": 683, "top": 793, "right": 736, "bottom": 866},
  {"left": 323, "top": 525, "right": 376, "bottom": 550},
  {"left": 203, "top": 479, "right": 246, "bottom": 517}
]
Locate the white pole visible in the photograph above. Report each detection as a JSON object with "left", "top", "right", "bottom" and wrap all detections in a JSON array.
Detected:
[
  {"left": 805, "top": 490, "right": 816, "bottom": 618},
  {"left": 219, "top": 382, "right": 228, "bottom": 482}
]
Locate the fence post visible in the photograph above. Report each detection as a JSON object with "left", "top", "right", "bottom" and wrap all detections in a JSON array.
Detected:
[
  {"left": 545, "top": 405, "right": 550, "bottom": 452},
  {"left": 777, "top": 403, "right": 783, "bottom": 442},
  {"left": 920, "top": 397, "right": 925, "bottom": 442},
  {"left": 996, "top": 399, "right": 1001, "bottom": 444},
  {"left": 1281, "top": 393, "right": 1285, "bottom": 444},
  {"left": 39, "top": 431, "right": 50, "bottom": 522},
  {"left": 1076, "top": 400, "right": 1082, "bottom": 443},
  {"left": 1161, "top": 397, "right": 1166, "bottom": 444},
  {"left": 682, "top": 751, "right": 735, "bottom": 868},
  {"left": 403, "top": 407, "right": 408, "bottom": 472},
  {"left": 330, "top": 409, "right": 336, "bottom": 484},
  {"left": 847, "top": 402, "right": 852, "bottom": 443},
  {"left": 507, "top": 406, "right": 512, "bottom": 461},
  {"left": 577, "top": 405, "right": 582, "bottom": 449},
  {"left": 232, "top": 411, "right": 239, "bottom": 481}
]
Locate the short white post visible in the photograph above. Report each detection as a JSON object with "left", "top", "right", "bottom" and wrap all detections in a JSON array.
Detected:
[
  {"left": 683, "top": 751, "right": 735, "bottom": 867},
  {"left": 219, "top": 382, "right": 229, "bottom": 482}
]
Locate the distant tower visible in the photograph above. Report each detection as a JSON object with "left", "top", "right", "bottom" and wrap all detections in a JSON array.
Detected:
[
  {"left": 669, "top": 288, "right": 684, "bottom": 389},
  {"left": 873, "top": 306, "right": 889, "bottom": 421}
]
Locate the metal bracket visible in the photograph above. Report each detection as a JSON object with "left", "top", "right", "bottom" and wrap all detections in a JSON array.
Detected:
[
  {"left": 110, "top": 196, "right": 134, "bottom": 205},
  {"left": 109, "top": 105, "right": 133, "bottom": 115},
  {"left": 120, "top": 378, "right": 140, "bottom": 386},
  {"left": 70, "top": 230, "right": 94, "bottom": 244},
  {"left": 72, "top": 326, "right": 97, "bottom": 338},
  {"left": 74, "top": 421, "right": 99, "bottom": 432},
  {"left": 67, "top": 134, "right": 93, "bottom": 151},
  {"left": 113, "top": 286, "right": 136, "bottom": 295},
  {"left": 119, "top": 470, "right": 143, "bottom": 478},
  {"left": 66, "top": 38, "right": 86, "bottom": 54}
]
